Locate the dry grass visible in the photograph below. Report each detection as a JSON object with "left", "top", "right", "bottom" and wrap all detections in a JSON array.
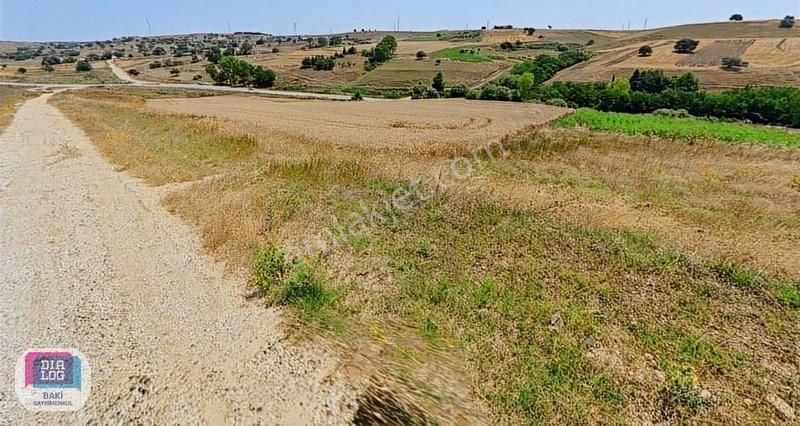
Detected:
[
  {"left": 0, "top": 87, "right": 35, "bottom": 129},
  {"left": 53, "top": 88, "right": 800, "bottom": 425},
  {"left": 0, "top": 61, "right": 121, "bottom": 84}
]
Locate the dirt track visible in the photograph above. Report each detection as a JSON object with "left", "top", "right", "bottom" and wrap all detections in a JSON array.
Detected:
[{"left": 0, "top": 93, "right": 356, "bottom": 423}]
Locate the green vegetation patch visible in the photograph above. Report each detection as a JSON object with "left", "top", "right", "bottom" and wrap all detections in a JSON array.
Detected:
[
  {"left": 557, "top": 109, "right": 800, "bottom": 147},
  {"left": 430, "top": 47, "right": 490, "bottom": 63}
]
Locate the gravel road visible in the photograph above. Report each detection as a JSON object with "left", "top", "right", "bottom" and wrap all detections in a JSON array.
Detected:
[{"left": 0, "top": 93, "right": 357, "bottom": 423}]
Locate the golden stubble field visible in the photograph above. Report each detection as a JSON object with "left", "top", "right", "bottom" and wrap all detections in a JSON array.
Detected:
[{"left": 147, "top": 95, "right": 571, "bottom": 154}]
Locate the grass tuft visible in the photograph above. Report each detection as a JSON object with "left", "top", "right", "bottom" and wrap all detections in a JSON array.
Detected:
[
  {"left": 776, "top": 284, "right": 800, "bottom": 309},
  {"left": 251, "top": 244, "right": 333, "bottom": 314}
]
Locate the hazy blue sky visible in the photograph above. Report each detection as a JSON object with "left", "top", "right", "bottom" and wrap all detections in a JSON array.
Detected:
[{"left": 1, "top": 0, "right": 798, "bottom": 41}]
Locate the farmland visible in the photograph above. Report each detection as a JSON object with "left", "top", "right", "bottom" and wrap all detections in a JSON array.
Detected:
[
  {"left": 557, "top": 109, "right": 800, "bottom": 147},
  {"left": 48, "top": 87, "right": 800, "bottom": 424}
]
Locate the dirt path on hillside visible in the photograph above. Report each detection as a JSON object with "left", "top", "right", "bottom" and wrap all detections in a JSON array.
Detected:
[{"left": 0, "top": 93, "right": 357, "bottom": 423}]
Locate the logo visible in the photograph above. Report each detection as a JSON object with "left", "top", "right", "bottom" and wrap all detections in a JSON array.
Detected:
[{"left": 15, "top": 348, "right": 91, "bottom": 411}]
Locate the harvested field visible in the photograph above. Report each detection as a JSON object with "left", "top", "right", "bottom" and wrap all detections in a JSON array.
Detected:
[
  {"left": 677, "top": 40, "right": 754, "bottom": 67},
  {"left": 147, "top": 95, "right": 570, "bottom": 155},
  {"left": 352, "top": 58, "right": 507, "bottom": 89}
]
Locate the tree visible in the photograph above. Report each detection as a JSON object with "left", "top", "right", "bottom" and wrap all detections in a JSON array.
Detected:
[
  {"left": 75, "top": 60, "right": 92, "bottom": 72},
  {"left": 729, "top": 14, "right": 744, "bottom": 21},
  {"left": 151, "top": 46, "right": 167, "bottom": 56},
  {"left": 43, "top": 64, "right": 55, "bottom": 72},
  {"left": 517, "top": 71, "right": 535, "bottom": 99},
  {"left": 780, "top": 16, "right": 796, "bottom": 28},
  {"left": 432, "top": 71, "right": 445, "bottom": 93},
  {"left": 416, "top": 50, "right": 428, "bottom": 60},
  {"left": 252, "top": 66, "right": 276, "bottom": 87},
  {"left": 674, "top": 39, "right": 700, "bottom": 54},
  {"left": 673, "top": 73, "right": 700, "bottom": 92},
  {"left": 630, "top": 69, "right": 671, "bottom": 94},
  {"left": 238, "top": 42, "right": 254, "bottom": 55},
  {"left": 17, "top": 67, "right": 26, "bottom": 74},
  {"left": 170, "top": 68, "right": 180, "bottom": 77},
  {"left": 722, "top": 56, "right": 749, "bottom": 70},
  {"left": 638, "top": 45, "right": 653, "bottom": 57},
  {"left": 206, "top": 47, "right": 222, "bottom": 64},
  {"left": 127, "top": 69, "right": 140, "bottom": 76}
]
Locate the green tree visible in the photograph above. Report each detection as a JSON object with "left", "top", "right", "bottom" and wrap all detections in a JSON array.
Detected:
[
  {"left": 729, "top": 14, "right": 744, "bottom": 21},
  {"left": 517, "top": 72, "right": 535, "bottom": 99},
  {"left": 638, "top": 45, "right": 653, "bottom": 57},
  {"left": 252, "top": 66, "right": 276, "bottom": 88},
  {"left": 673, "top": 73, "right": 700, "bottom": 92},
  {"left": 75, "top": 60, "right": 92, "bottom": 72},
  {"left": 674, "top": 39, "right": 700, "bottom": 54},
  {"left": 206, "top": 47, "right": 222, "bottom": 63},
  {"left": 780, "top": 16, "right": 796, "bottom": 28},
  {"left": 432, "top": 71, "right": 445, "bottom": 93}
]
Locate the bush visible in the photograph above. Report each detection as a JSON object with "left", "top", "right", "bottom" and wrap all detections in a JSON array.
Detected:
[
  {"left": 75, "top": 60, "right": 92, "bottom": 72},
  {"left": 546, "top": 98, "right": 569, "bottom": 107},
  {"left": 383, "top": 90, "right": 405, "bottom": 99},
  {"left": 674, "top": 39, "right": 700, "bottom": 54},
  {"left": 639, "top": 45, "right": 653, "bottom": 57},
  {"left": 653, "top": 108, "right": 692, "bottom": 118},
  {"left": 127, "top": 69, "right": 140, "bottom": 76},
  {"left": 416, "top": 50, "right": 427, "bottom": 60},
  {"left": 192, "top": 74, "right": 203, "bottom": 81},
  {"left": 16, "top": 67, "right": 26, "bottom": 74},
  {"left": 252, "top": 66, "right": 276, "bottom": 88},
  {"left": 729, "top": 14, "right": 744, "bottom": 21},
  {"left": 272, "top": 47, "right": 280, "bottom": 53},
  {"left": 43, "top": 64, "right": 55, "bottom": 72},
  {"left": 780, "top": 16, "right": 796, "bottom": 28},
  {"left": 448, "top": 84, "right": 469, "bottom": 98},
  {"left": 465, "top": 89, "right": 481, "bottom": 100},
  {"left": 721, "top": 56, "right": 749, "bottom": 71},
  {"left": 351, "top": 90, "right": 364, "bottom": 101},
  {"left": 149, "top": 61, "right": 162, "bottom": 69}
]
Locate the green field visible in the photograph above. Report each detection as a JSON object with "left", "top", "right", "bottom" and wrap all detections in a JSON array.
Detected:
[
  {"left": 557, "top": 109, "right": 800, "bottom": 147},
  {"left": 431, "top": 47, "right": 491, "bottom": 63}
]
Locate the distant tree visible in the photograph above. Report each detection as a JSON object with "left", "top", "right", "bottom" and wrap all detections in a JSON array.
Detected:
[
  {"left": 75, "top": 60, "right": 92, "bottom": 72},
  {"left": 673, "top": 73, "right": 700, "bottom": 92},
  {"left": 272, "top": 48, "right": 280, "bottom": 53},
  {"left": 729, "top": 14, "right": 744, "bottom": 21},
  {"left": 674, "top": 38, "right": 700, "bottom": 54},
  {"left": 722, "top": 56, "right": 749, "bottom": 70},
  {"left": 329, "top": 36, "right": 343, "bottom": 46},
  {"left": 151, "top": 46, "right": 167, "bottom": 56},
  {"left": 432, "top": 70, "right": 445, "bottom": 92},
  {"left": 17, "top": 67, "right": 26, "bottom": 74},
  {"left": 780, "top": 16, "right": 796, "bottom": 28},
  {"left": 170, "top": 68, "right": 180, "bottom": 76},
  {"left": 252, "top": 66, "right": 276, "bottom": 87},
  {"left": 206, "top": 47, "right": 222, "bottom": 63},
  {"left": 316, "top": 37, "right": 329, "bottom": 48},
  {"left": 193, "top": 74, "right": 203, "bottom": 81},
  {"left": 238, "top": 43, "right": 254, "bottom": 55},
  {"left": 416, "top": 50, "right": 428, "bottom": 60},
  {"left": 127, "top": 69, "right": 140, "bottom": 76},
  {"left": 524, "top": 27, "right": 536, "bottom": 35},
  {"left": 639, "top": 45, "right": 653, "bottom": 57},
  {"left": 347, "top": 46, "right": 358, "bottom": 55},
  {"left": 43, "top": 64, "right": 55, "bottom": 72},
  {"left": 517, "top": 71, "right": 535, "bottom": 99},
  {"left": 586, "top": 39, "right": 595, "bottom": 46}
]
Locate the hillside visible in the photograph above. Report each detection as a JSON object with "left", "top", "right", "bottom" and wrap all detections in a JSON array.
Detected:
[{"left": 554, "top": 20, "right": 800, "bottom": 90}]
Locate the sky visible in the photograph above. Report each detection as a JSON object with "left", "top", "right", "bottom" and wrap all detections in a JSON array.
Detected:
[{"left": 1, "top": 0, "right": 798, "bottom": 41}]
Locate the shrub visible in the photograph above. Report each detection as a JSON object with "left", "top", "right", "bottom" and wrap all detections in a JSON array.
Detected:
[
  {"left": 75, "top": 60, "right": 92, "bottom": 72},
  {"left": 465, "top": 89, "right": 480, "bottom": 100},
  {"left": 127, "top": 69, "right": 140, "bottom": 76},
  {"left": 639, "top": 45, "right": 653, "bottom": 57},
  {"left": 252, "top": 66, "right": 276, "bottom": 88},
  {"left": 149, "top": 61, "right": 162, "bottom": 69},
  {"left": 779, "top": 16, "right": 796, "bottom": 28},
  {"left": 448, "top": 84, "right": 469, "bottom": 98},
  {"left": 546, "top": 98, "right": 569, "bottom": 107},
  {"left": 416, "top": 50, "right": 427, "bottom": 60},
  {"left": 729, "top": 14, "right": 744, "bottom": 21},
  {"left": 351, "top": 90, "right": 364, "bottom": 101},
  {"left": 383, "top": 90, "right": 404, "bottom": 99},
  {"left": 192, "top": 74, "right": 203, "bottom": 81},
  {"left": 653, "top": 108, "right": 692, "bottom": 118},
  {"left": 674, "top": 39, "right": 700, "bottom": 54},
  {"left": 721, "top": 56, "right": 749, "bottom": 71},
  {"left": 170, "top": 68, "right": 180, "bottom": 76},
  {"left": 251, "top": 244, "right": 288, "bottom": 297},
  {"left": 272, "top": 47, "right": 280, "bottom": 53}
]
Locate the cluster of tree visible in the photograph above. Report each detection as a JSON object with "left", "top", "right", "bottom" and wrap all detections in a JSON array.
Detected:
[
  {"left": 524, "top": 27, "right": 536, "bottom": 35},
  {"left": 532, "top": 74, "right": 800, "bottom": 128},
  {"left": 780, "top": 16, "right": 796, "bottom": 28},
  {"left": 333, "top": 46, "right": 358, "bottom": 59},
  {"left": 500, "top": 40, "right": 524, "bottom": 50},
  {"left": 509, "top": 50, "right": 593, "bottom": 85},
  {"left": 630, "top": 69, "right": 699, "bottom": 93},
  {"left": 300, "top": 55, "right": 336, "bottom": 71},
  {"left": 205, "top": 56, "right": 276, "bottom": 88},
  {"left": 493, "top": 25, "right": 514, "bottom": 30},
  {"left": 363, "top": 35, "right": 397, "bottom": 70},
  {"left": 410, "top": 71, "right": 469, "bottom": 99}
]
